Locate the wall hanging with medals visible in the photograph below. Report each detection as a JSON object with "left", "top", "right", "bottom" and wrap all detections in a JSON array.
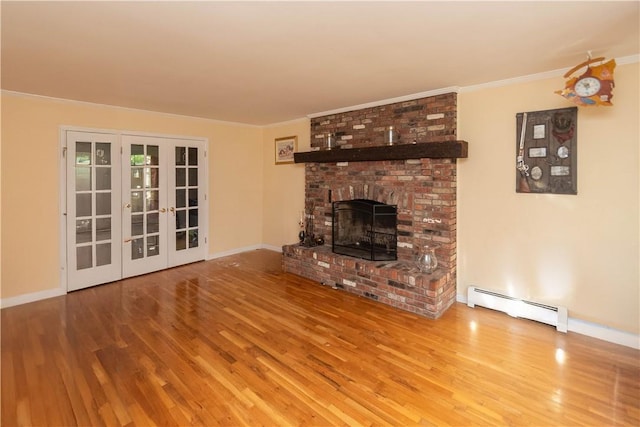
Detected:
[{"left": 516, "top": 107, "right": 577, "bottom": 195}]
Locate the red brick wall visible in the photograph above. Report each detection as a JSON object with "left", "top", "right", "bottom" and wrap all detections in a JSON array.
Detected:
[
  {"left": 283, "top": 92, "right": 459, "bottom": 318},
  {"left": 310, "top": 93, "right": 457, "bottom": 148},
  {"left": 303, "top": 158, "right": 457, "bottom": 268}
]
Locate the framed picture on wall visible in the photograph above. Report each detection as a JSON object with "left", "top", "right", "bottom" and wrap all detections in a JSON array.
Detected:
[
  {"left": 274, "top": 136, "right": 297, "bottom": 164},
  {"left": 515, "top": 107, "right": 577, "bottom": 195}
]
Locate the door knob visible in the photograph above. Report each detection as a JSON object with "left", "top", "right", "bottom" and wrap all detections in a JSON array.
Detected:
[
  {"left": 160, "top": 208, "right": 167, "bottom": 213},
  {"left": 124, "top": 203, "right": 131, "bottom": 209}
]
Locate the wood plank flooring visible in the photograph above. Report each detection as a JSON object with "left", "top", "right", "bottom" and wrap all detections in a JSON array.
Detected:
[{"left": 2, "top": 249, "right": 639, "bottom": 426}]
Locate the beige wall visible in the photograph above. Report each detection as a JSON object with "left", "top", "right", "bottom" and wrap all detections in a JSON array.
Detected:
[
  {"left": 0, "top": 95, "right": 3, "bottom": 297},
  {"left": 2, "top": 63, "right": 638, "bottom": 336},
  {"left": 261, "top": 120, "right": 309, "bottom": 248},
  {"left": 1, "top": 93, "right": 263, "bottom": 299},
  {"left": 458, "top": 62, "right": 639, "bottom": 334}
]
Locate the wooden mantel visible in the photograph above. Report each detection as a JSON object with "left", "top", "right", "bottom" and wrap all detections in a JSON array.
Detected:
[{"left": 294, "top": 141, "right": 468, "bottom": 163}]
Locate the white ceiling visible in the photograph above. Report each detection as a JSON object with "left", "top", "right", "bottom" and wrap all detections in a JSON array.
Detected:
[{"left": 2, "top": 1, "right": 638, "bottom": 126}]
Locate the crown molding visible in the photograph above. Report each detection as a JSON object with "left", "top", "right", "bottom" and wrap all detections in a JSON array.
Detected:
[
  {"left": 307, "top": 86, "right": 460, "bottom": 119},
  {"left": 0, "top": 90, "right": 261, "bottom": 128},
  {"left": 262, "top": 117, "right": 309, "bottom": 128},
  {"left": 4, "top": 54, "right": 637, "bottom": 126},
  {"left": 459, "top": 54, "right": 639, "bottom": 94},
  {"left": 306, "top": 55, "right": 638, "bottom": 115}
]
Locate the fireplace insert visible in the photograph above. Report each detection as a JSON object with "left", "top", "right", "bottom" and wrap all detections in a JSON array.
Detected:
[{"left": 332, "top": 199, "right": 397, "bottom": 261}]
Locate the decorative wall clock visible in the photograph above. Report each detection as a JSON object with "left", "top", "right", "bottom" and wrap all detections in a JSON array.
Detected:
[{"left": 555, "top": 56, "right": 616, "bottom": 106}]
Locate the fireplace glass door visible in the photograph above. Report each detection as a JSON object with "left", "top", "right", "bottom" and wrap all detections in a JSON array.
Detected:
[{"left": 332, "top": 199, "right": 397, "bottom": 261}]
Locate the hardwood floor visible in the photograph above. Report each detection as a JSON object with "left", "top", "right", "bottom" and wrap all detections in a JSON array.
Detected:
[{"left": 2, "top": 249, "right": 639, "bottom": 426}]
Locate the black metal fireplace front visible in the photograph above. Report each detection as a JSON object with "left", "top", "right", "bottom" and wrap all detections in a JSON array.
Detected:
[{"left": 332, "top": 199, "right": 397, "bottom": 261}]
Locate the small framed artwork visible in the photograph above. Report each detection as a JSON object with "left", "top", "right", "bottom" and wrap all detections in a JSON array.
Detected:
[{"left": 275, "top": 136, "right": 297, "bottom": 164}]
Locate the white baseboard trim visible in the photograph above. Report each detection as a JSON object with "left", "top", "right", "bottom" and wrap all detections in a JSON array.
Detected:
[
  {"left": 2, "top": 245, "right": 284, "bottom": 309},
  {"left": 260, "top": 244, "right": 283, "bottom": 253},
  {"left": 206, "top": 244, "right": 263, "bottom": 260},
  {"left": 6, "top": 267, "right": 635, "bottom": 349},
  {"left": 567, "top": 318, "right": 640, "bottom": 350},
  {"left": 1, "top": 287, "right": 66, "bottom": 309},
  {"left": 457, "top": 293, "right": 639, "bottom": 350},
  {"left": 205, "top": 243, "right": 282, "bottom": 260}
]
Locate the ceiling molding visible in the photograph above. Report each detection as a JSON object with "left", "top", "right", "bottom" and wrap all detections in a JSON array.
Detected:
[
  {"left": 3, "top": 53, "right": 638, "bottom": 128},
  {"left": 307, "top": 87, "right": 461, "bottom": 120},
  {"left": 306, "top": 54, "right": 637, "bottom": 119},
  {"left": 0, "top": 90, "right": 262, "bottom": 129},
  {"left": 262, "top": 117, "right": 309, "bottom": 129},
  {"left": 460, "top": 54, "right": 639, "bottom": 94}
]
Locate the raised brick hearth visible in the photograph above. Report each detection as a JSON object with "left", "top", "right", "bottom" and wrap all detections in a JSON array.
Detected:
[
  {"left": 283, "top": 93, "right": 461, "bottom": 319},
  {"left": 283, "top": 245, "right": 455, "bottom": 318}
]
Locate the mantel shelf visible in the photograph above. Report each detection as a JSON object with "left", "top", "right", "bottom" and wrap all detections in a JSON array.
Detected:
[{"left": 293, "top": 141, "right": 468, "bottom": 164}]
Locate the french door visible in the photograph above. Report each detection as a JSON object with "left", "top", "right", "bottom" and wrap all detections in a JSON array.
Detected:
[
  {"left": 66, "top": 131, "right": 122, "bottom": 290},
  {"left": 65, "top": 130, "right": 207, "bottom": 291},
  {"left": 121, "top": 136, "right": 169, "bottom": 277}
]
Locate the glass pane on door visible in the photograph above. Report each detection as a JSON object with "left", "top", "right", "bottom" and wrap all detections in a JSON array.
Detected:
[
  {"left": 77, "top": 246, "right": 92, "bottom": 270},
  {"left": 96, "top": 243, "right": 111, "bottom": 266}
]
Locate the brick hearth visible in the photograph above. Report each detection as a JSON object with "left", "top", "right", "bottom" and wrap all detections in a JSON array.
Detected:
[
  {"left": 283, "top": 245, "right": 455, "bottom": 319},
  {"left": 283, "top": 93, "right": 460, "bottom": 319}
]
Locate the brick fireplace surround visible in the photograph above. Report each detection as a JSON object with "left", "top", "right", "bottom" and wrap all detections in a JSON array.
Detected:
[{"left": 283, "top": 93, "right": 464, "bottom": 319}]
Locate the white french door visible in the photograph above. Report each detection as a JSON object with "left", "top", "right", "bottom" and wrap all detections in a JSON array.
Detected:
[
  {"left": 121, "top": 136, "right": 169, "bottom": 277},
  {"left": 64, "top": 130, "right": 207, "bottom": 291},
  {"left": 121, "top": 135, "right": 207, "bottom": 278},
  {"left": 66, "top": 131, "right": 122, "bottom": 291},
  {"left": 167, "top": 141, "right": 207, "bottom": 268}
]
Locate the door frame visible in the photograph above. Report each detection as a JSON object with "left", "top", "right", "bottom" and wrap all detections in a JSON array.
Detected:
[{"left": 59, "top": 126, "right": 209, "bottom": 292}]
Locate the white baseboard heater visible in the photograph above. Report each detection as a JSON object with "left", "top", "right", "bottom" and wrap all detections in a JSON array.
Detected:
[{"left": 467, "top": 286, "right": 568, "bottom": 332}]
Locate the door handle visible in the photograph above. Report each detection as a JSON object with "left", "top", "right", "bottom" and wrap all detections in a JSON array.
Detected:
[
  {"left": 160, "top": 208, "right": 167, "bottom": 213},
  {"left": 124, "top": 203, "right": 131, "bottom": 209},
  {"left": 169, "top": 207, "right": 175, "bottom": 216},
  {"left": 124, "top": 238, "right": 132, "bottom": 243}
]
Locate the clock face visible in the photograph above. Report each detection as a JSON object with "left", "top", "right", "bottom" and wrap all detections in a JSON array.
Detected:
[
  {"left": 556, "top": 59, "right": 615, "bottom": 107},
  {"left": 574, "top": 77, "right": 601, "bottom": 97}
]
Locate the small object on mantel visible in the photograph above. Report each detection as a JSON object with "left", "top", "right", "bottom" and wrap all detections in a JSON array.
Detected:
[
  {"left": 325, "top": 133, "right": 335, "bottom": 150},
  {"left": 384, "top": 126, "right": 398, "bottom": 145},
  {"left": 294, "top": 140, "right": 468, "bottom": 164}
]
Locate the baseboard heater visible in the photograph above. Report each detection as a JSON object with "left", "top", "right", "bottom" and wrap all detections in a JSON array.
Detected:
[{"left": 467, "top": 286, "right": 568, "bottom": 332}]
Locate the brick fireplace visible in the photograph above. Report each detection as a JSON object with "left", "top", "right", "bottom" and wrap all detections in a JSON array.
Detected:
[{"left": 282, "top": 93, "right": 466, "bottom": 319}]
